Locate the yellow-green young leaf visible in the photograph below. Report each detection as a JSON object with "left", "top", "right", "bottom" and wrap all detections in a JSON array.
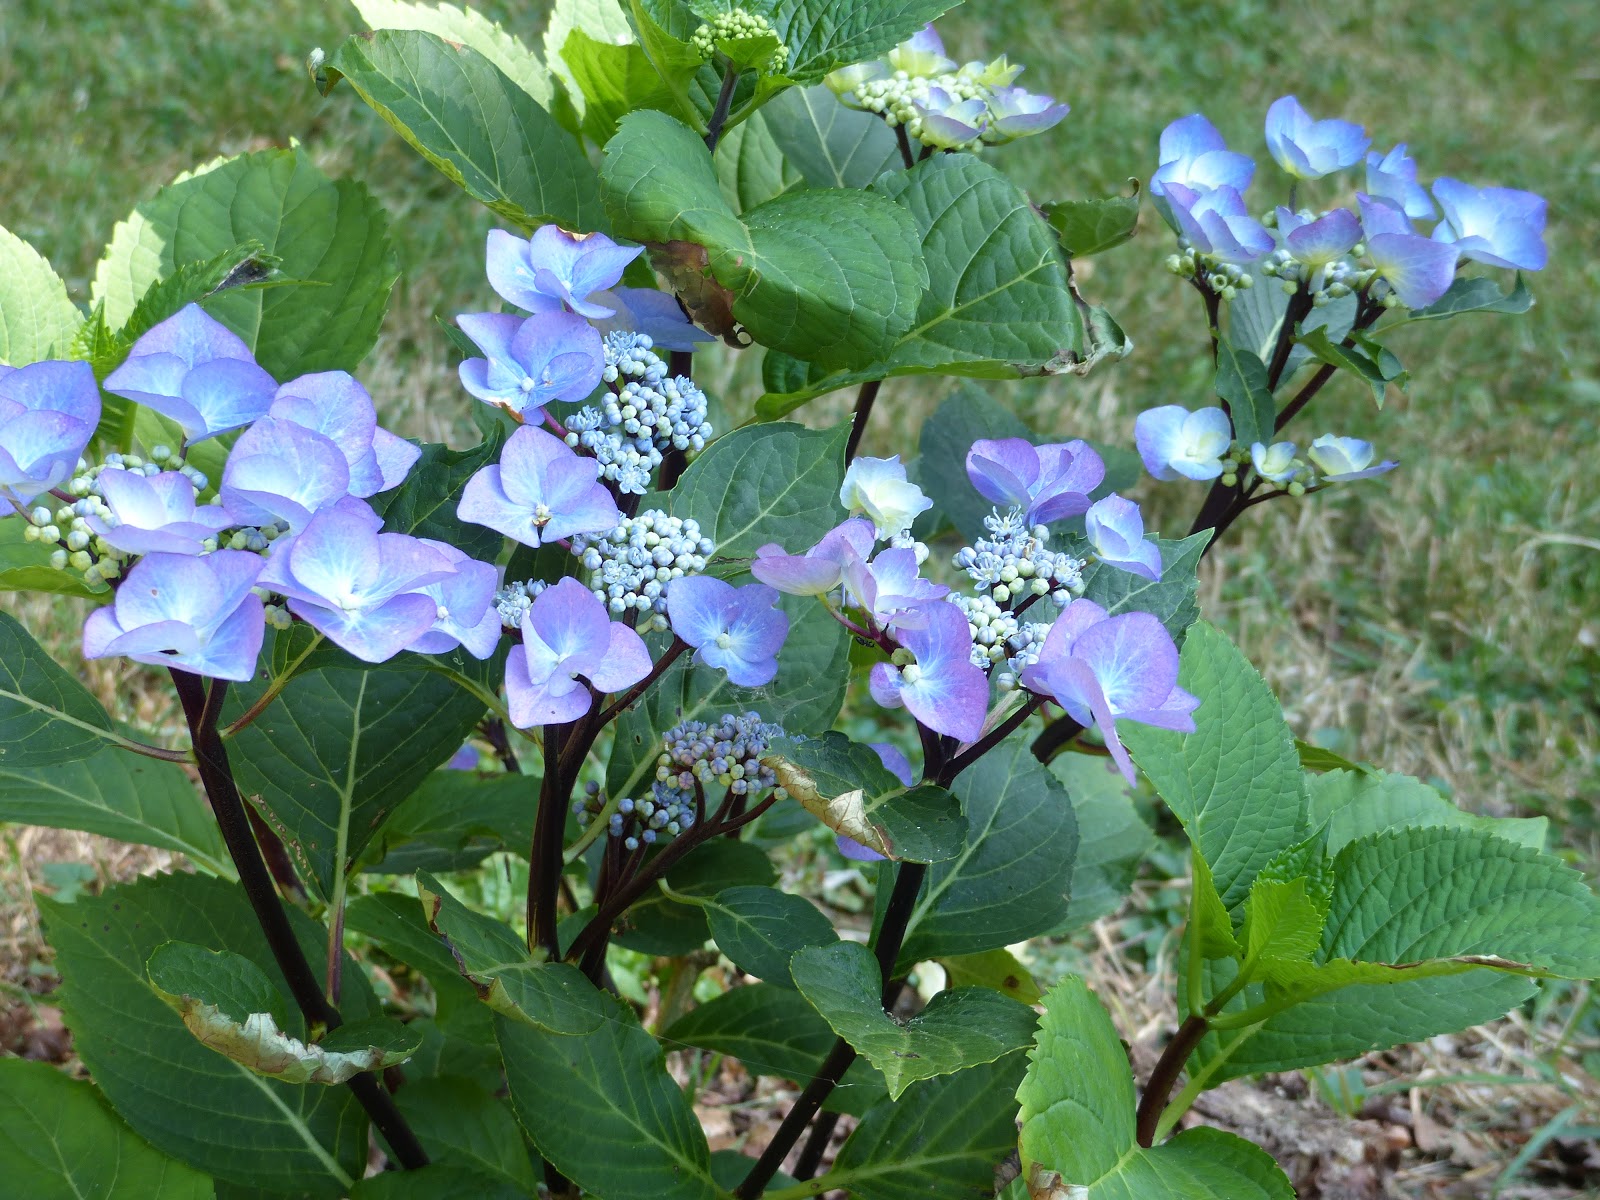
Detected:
[
  {"left": 1309, "top": 767, "right": 1547, "bottom": 855},
  {"left": 1192, "top": 848, "right": 1241, "bottom": 959},
  {"left": 351, "top": 0, "right": 553, "bottom": 106},
  {"left": 939, "top": 949, "right": 1044, "bottom": 1005},
  {"left": 1239, "top": 842, "right": 1331, "bottom": 983},
  {"left": 0, "top": 610, "right": 118, "bottom": 768},
  {"left": 561, "top": 28, "right": 683, "bottom": 145},
  {"left": 0, "top": 1059, "right": 213, "bottom": 1200},
  {"left": 544, "top": 0, "right": 633, "bottom": 123},
  {"left": 1019, "top": 976, "right": 1293, "bottom": 1199},
  {"left": 1042, "top": 184, "right": 1142, "bottom": 259},
  {"left": 790, "top": 941, "right": 1037, "bottom": 1100},
  {"left": 0, "top": 223, "right": 82, "bottom": 365}
]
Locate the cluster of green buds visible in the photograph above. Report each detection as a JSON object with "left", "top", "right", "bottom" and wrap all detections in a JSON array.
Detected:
[
  {"left": 21, "top": 494, "right": 123, "bottom": 585},
  {"left": 1164, "top": 246, "right": 1257, "bottom": 302},
  {"left": 1260, "top": 247, "right": 1375, "bottom": 306},
  {"left": 691, "top": 9, "right": 789, "bottom": 74},
  {"left": 67, "top": 446, "right": 207, "bottom": 498}
]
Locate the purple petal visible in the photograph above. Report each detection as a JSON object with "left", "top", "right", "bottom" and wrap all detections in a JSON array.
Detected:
[
  {"left": 1285, "top": 208, "right": 1361, "bottom": 266},
  {"left": 1367, "top": 234, "right": 1459, "bottom": 308},
  {"left": 1055, "top": 657, "right": 1138, "bottom": 785},
  {"left": 505, "top": 642, "right": 592, "bottom": 728},
  {"left": 836, "top": 835, "right": 887, "bottom": 863},
  {"left": 965, "top": 438, "right": 1039, "bottom": 508},
  {"left": 589, "top": 622, "right": 653, "bottom": 694},
  {"left": 528, "top": 577, "right": 612, "bottom": 668},
  {"left": 292, "top": 591, "right": 446, "bottom": 664},
  {"left": 666, "top": 574, "right": 735, "bottom": 649},
  {"left": 869, "top": 742, "right": 916, "bottom": 787},
  {"left": 592, "top": 288, "right": 713, "bottom": 351},
  {"left": 1070, "top": 612, "right": 1181, "bottom": 715},
  {"left": 221, "top": 417, "right": 351, "bottom": 531},
  {"left": 483, "top": 230, "right": 565, "bottom": 315}
]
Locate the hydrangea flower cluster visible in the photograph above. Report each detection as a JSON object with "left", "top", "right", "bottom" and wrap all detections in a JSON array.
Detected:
[
  {"left": 572, "top": 510, "right": 715, "bottom": 629},
  {"left": 826, "top": 25, "right": 1067, "bottom": 151},
  {"left": 951, "top": 507, "right": 1085, "bottom": 606},
  {"left": 656, "top": 712, "right": 785, "bottom": 798},
  {"left": 1136, "top": 405, "right": 1397, "bottom": 491}
]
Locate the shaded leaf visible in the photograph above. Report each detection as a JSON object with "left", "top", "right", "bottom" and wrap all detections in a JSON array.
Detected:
[
  {"left": 663, "top": 981, "right": 836, "bottom": 1081},
  {"left": 702, "top": 884, "right": 838, "bottom": 985},
  {"left": 0, "top": 610, "right": 117, "bottom": 768},
  {"left": 761, "top": 84, "right": 900, "bottom": 190}
]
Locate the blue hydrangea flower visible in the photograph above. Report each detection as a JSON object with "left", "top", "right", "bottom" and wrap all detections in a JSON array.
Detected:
[
  {"left": 457, "top": 311, "right": 605, "bottom": 419},
  {"left": 82, "top": 549, "right": 266, "bottom": 681},
  {"left": 1135, "top": 405, "right": 1232, "bottom": 481},
  {"left": 1250, "top": 441, "right": 1301, "bottom": 485},
  {"left": 837, "top": 741, "right": 916, "bottom": 862},
  {"left": 1263, "top": 95, "right": 1369, "bottom": 181},
  {"left": 839, "top": 456, "right": 933, "bottom": 540},
  {"left": 911, "top": 86, "right": 989, "bottom": 148},
  {"left": 0, "top": 360, "right": 101, "bottom": 505},
  {"left": 1365, "top": 144, "right": 1434, "bottom": 221},
  {"left": 869, "top": 599, "right": 989, "bottom": 742},
  {"left": 102, "top": 304, "right": 277, "bottom": 442},
  {"left": 590, "top": 288, "right": 713, "bottom": 352},
  {"left": 1162, "top": 183, "right": 1274, "bottom": 263},
  {"left": 886, "top": 24, "right": 955, "bottom": 76},
  {"left": 841, "top": 546, "right": 950, "bottom": 627},
  {"left": 446, "top": 744, "right": 479, "bottom": 770},
  {"left": 1019, "top": 599, "right": 1199, "bottom": 785},
  {"left": 268, "top": 372, "right": 418, "bottom": 499},
  {"left": 1430, "top": 178, "right": 1548, "bottom": 271},
  {"left": 85, "top": 468, "right": 231, "bottom": 556},
  {"left": 667, "top": 575, "right": 790, "bottom": 688},
  {"left": 1084, "top": 495, "right": 1162, "bottom": 581},
  {"left": 219, "top": 416, "right": 352, "bottom": 532},
  {"left": 1150, "top": 113, "right": 1256, "bottom": 227},
  {"left": 485, "top": 226, "right": 643, "bottom": 319},
  {"left": 458, "top": 424, "right": 619, "bottom": 547},
  {"left": 750, "top": 517, "right": 876, "bottom": 596},
  {"left": 406, "top": 540, "right": 502, "bottom": 660},
  {"left": 1357, "top": 194, "right": 1460, "bottom": 309},
  {"left": 1279, "top": 207, "right": 1361, "bottom": 268},
  {"left": 257, "top": 500, "right": 458, "bottom": 663},
  {"left": 965, "top": 437, "right": 1105, "bottom": 526},
  {"left": 983, "top": 86, "right": 1069, "bottom": 141},
  {"left": 504, "top": 576, "right": 651, "bottom": 728},
  {"left": 1307, "top": 434, "right": 1397, "bottom": 482}
]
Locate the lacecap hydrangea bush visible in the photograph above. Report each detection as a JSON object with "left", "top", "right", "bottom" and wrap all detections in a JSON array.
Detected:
[{"left": 0, "top": 3, "right": 1587, "bottom": 1198}]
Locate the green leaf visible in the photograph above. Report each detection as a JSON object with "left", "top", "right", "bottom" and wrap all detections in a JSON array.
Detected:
[
  {"left": 755, "top": 155, "right": 1087, "bottom": 417},
  {"left": 897, "top": 734, "right": 1079, "bottom": 966},
  {"left": 91, "top": 148, "right": 397, "bottom": 380},
  {"left": 546, "top": 0, "right": 635, "bottom": 124},
  {"left": 1295, "top": 738, "right": 1370, "bottom": 774},
  {"left": 1019, "top": 977, "right": 1294, "bottom": 1199},
  {"left": 370, "top": 431, "right": 507, "bottom": 562},
  {"left": 1122, "top": 622, "right": 1308, "bottom": 910},
  {"left": 766, "top": 731, "right": 968, "bottom": 863},
  {"left": 1239, "top": 841, "right": 1331, "bottom": 983},
  {"left": 1191, "top": 848, "right": 1241, "bottom": 958},
  {"left": 0, "top": 610, "right": 117, "bottom": 768},
  {"left": 392, "top": 1075, "right": 539, "bottom": 1193},
  {"left": 1079, "top": 531, "right": 1210, "bottom": 641},
  {"left": 715, "top": 108, "right": 807, "bottom": 212},
  {"left": 790, "top": 940, "right": 1037, "bottom": 1100},
  {"left": 938, "top": 949, "right": 1043, "bottom": 1005},
  {"left": 320, "top": 29, "right": 606, "bottom": 233},
  {"left": 0, "top": 223, "right": 81, "bottom": 366},
  {"left": 1048, "top": 753, "right": 1154, "bottom": 932},
  {"left": 760, "top": 84, "right": 899, "bottom": 190},
  {"left": 351, "top": 0, "right": 554, "bottom": 106},
  {"left": 1214, "top": 341, "right": 1275, "bottom": 448},
  {"left": 344, "top": 892, "right": 492, "bottom": 1040},
  {"left": 0, "top": 743, "right": 231, "bottom": 874},
  {"left": 1295, "top": 325, "right": 1407, "bottom": 407},
  {"left": 602, "top": 111, "right": 925, "bottom": 368},
  {"left": 663, "top": 981, "right": 836, "bottom": 1080},
  {"left": 770, "top": 0, "right": 960, "bottom": 84},
  {"left": 1385, "top": 273, "right": 1533, "bottom": 325},
  {"left": 1309, "top": 768, "right": 1548, "bottom": 855},
  {"left": 829, "top": 1053, "right": 1029, "bottom": 1200},
  {"left": 1043, "top": 184, "right": 1141, "bottom": 259},
  {"left": 0, "top": 1059, "right": 213, "bottom": 1199},
  {"left": 614, "top": 838, "right": 776, "bottom": 955},
  {"left": 562, "top": 28, "right": 685, "bottom": 146},
  {"left": 41, "top": 873, "right": 374, "bottom": 1195},
  {"left": 416, "top": 871, "right": 607, "bottom": 1033},
  {"left": 363, "top": 769, "right": 534, "bottom": 874},
  {"left": 0, "top": 516, "right": 110, "bottom": 598},
  {"left": 351, "top": 1164, "right": 530, "bottom": 1199},
  {"left": 702, "top": 884, "right": 838, "bottom": 985},
  {"left": 497, "top": 997, "right": 719, "bottom": 1200},
  {"left": 223, "top": 663, "right": 486, "bottom": 897}
]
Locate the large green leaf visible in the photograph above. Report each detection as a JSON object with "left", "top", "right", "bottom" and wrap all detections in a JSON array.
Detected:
[
  {"left": 790, "top": 941, "right": 1037, "bottom": 1099},
  {"left": 223, "top": 664, "right": 486, "bottom": 897},
  {"left": 351, "top": 1164, "right": 530, "bottom": 1199},
  {"left": 562, "top": 28, "right": 685, "bottom": 146},
  {"left": 770, "top": 0, "right": 960, "bottom": 84},
  {"left": 1213, "top": 341, "right": 1275, "bottom": 448},
  {"left": 1309, "top": 768, "right": 1547, "bottom": 855},
  {"left": 320, "top": 29, "right": 606, "bottom": 233},
  {"left": 91, "top": 148, "right": 397, "bottom": 380},
  {"left": 612, "top": 838, "right": 776, "bottom": 956},
  {"left": 545, "top": 0, "right": 635, "bottom": 123},
  {"left": 0, "top": 1059, "right": 214, "bottom": 1199},
  {"left": 497, "top": 997, "right": 719, "bottom": 1200},
  {"left": 662, "top": 981, "right": 835, "bottom": 1081},
  {"left": 0, "top": 610, "right": 117, "bottom": 768},
  {"left": 1078, "top": 531, "right": 1210, "bottom": 641},
  {"left": 41, "top": 873, "right": 374, "bottom": 1195},
  {"left": 363, "top": 769, "right": 534, "bottom": 874},
  {"left": 1042, "top": 188, "right": 1141, "bottom": 259},
  {"left": 0, "top": 223, "right": 82, "bottom": 365},
  {"left": 345, "top": 892, "right": 492, "bottom": 1041},
  {"left": 715, "top": 108, "right": 808, "bottom": 212},
  {"left": 829, "top": 1054, "right": 1028, "bottom": 1200},
  {"left": 392, "top": 1075, "right": 539, "bottom": 1193},
  {"left": 1019, "top": 977, "right": 1294, "bottom": 1199},
  {"left": 897, "top": 734, "right": 1078, "bottom": 967},
  {"left": 602, "top": 110, "right": 925, "bottom": 368},
  {"left": 1049, "top": 753, "right": 1153, "bottom": 932},
  {"left": 0, "top": 744, "right": 231, "bottom": 875},
  {"left": 756, "top": 154, "right": 1087, "bottom": 416},
  {"left": 1122, "top": 621, "right": 1307, "bottom": 910},
  {"left": 760, "top": 85, "right": 900, "bottom": 190},
  {"left": 702, "top": 884, "right": 838, "bottom": 985},
  {"left": 351, "top": 0, "right": 554, "bottom": 106}
]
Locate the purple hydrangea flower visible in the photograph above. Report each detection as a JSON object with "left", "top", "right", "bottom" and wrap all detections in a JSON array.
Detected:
[
  {"left": 457, "top": 424, "right": 619, "bottom": 547},
  {"left": 1162, "top": 183, "right": 1274, "bottom": 263},
  {"left": 1365, "top": 144, "right": 1434, "bottom": 222},
  {"left": 1250, "top": 441, "right": 1300, "bottom": 485},
  {"left": 504, "top": 576, "right": 651, "bottom": 728},
  {"left": 837, "top": 741, "right": 916, "bottom": 862},
  {"left": 667, "top": 575, "right": 789, "bottom": 688},
  {"left": 1357, "top": 194, "right": 1460, "bottom": 309},
  {"left": 257, "top": 501, "right": 458, "bottom": 663},
  {"left": 1084, "top": 495, "right": 1162, "bottom": 581},
  {"left": 485, "top": 227, "right": 643, "bottom": 319},
  {"left": 1430, "top": 178, "right": 1548, "bottom": 271},
  {"left": 886, "top": 24, "right": 955, "bottom": 76},
  {"left": 456, "top": 311, "right": 605, "bottom": 419},
  {"left": 1280, "top": 207, "right": 1361, "bottom": 268},
  {"left": 1135, "top": 405, "right": 1232, "bottom": 482},
  {"left": 406, "top": 541, "right": 502, "bottom": 660},
  {"left": 983, "top": 87, "right": 1069, "bottom": 141},
  {"left": 839, "top": 456, "right": 932, "bottom": 540},
  {"left": 841, "top": 546, "right": 950, "bottom": 627},
  {"left": 750, "top": 517, "right": 876, "bottom": 595},
  {"left": 1263, "top": 96, "right": 1369, "bottom": 181},
  {"left": 219, "top": 416, "right": 352, "bottom": 532},
  {"left": 590, "top": 287, "right": 713, "bottom": 352},
  {"left": 868, "top": 600, "right": 988, "bottom": 742},
  {"left": 268, "top": 372, "right": 418, "bottom": 499},
  {"left": 0, "top": 360, "right": 101, "bottom": 505},
  {"left": 446, "top": 744, "right": 480, "bottom": 770},
  {"left": 1019, "top": 599, "right": 1200, "bottom": 785},
  {"left": 102, "top": 303, "right": 277, "bottom": 442},
  {"left": 86, "top": 468, "right": 231, "bottom": 556},
  {"left": 1150, "top": 114, "right": 1256, "bottom": 227},
  {"left": 1307, "top": 434, "right": 1397, "bottom": 482},
  {"left": 912, "top": 87, "right": 988, "bottom": 148},
  {"left": 965, "top": 438, "right": 1106, "bottom": 526},
  {"left": 82, "top": 549, "right": 265, "bottom": 681}
]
